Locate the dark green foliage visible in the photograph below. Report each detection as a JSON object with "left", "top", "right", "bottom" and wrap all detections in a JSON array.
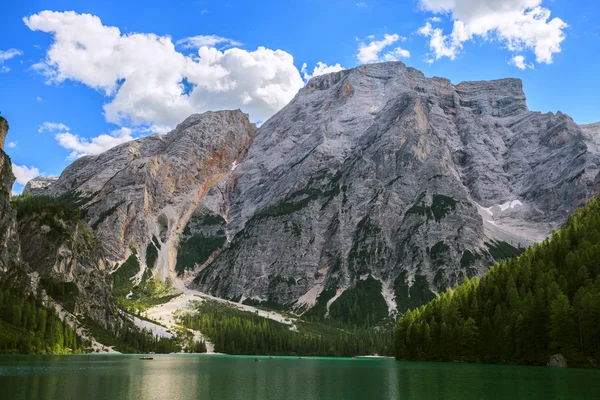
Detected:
[
  {"left": 12, "top": 195, "right": 81, "bottom": 241},
  {"left": 145, "top": 242, "right": 159, "bottom": 269},
  {"left": 180, "top": 300, "right": 393, "bottom": 357},
  {"left": 347, "top": 216, "right": 389, "bottom": 276},
  {"left": 255, "top": 171, "right": 342, "bottom": 218},
  {"left": 430, "top": 241, "right": 450, "bottom": 266},
  {"left": 176, "top": 234, "right": 226, "bottom": 275},
  {"left": 328, "top": 277, "right": 389, "bottom": 327},
  {"left": 198, "top": 214, "right": 226, "bottom": 226},
  {"left": 302, "top": 286, "right": 337, "bottom": 320},
  {"left": 82, "top": 317, "right": 180, "bottom": 354},
  {"left": 152, "top": 236, "right": 162, "bottom": 249},
  {"left": 116, "top": 264, "right": 176, "bottom": 314},
  {"left": 0, "top": 288, "right": 82, "bottom": 354},
  {"left": 39, "top": 277, "right": 79, "bottom": 313},
  {"left": 460, "top": 250, "right": 482, "bottom": 268},
  {"left": 430, "top": 195, "right": 458, "bottom": 221},
  {"left": 91, "top": 202, "right": 123, "bottom": 229},
  {"left": 407, "top": 194, "right": 458, "bottom": 222},
  {"left": 394, "top": 272, "right": 436, "bottom": 314},
  {"left": 112, "top": 254, "right": 140, "bottom": 297},
  {"left": 486, "top": 240, "right": 523, "bottom": 260},
  {"left": 396, "top": 195, "right": 600, "bottom": 368}
]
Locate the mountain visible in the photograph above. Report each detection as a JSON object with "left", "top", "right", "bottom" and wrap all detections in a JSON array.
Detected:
[
  {"left": 23, "top": 176, "right": 58, "bottom": 196},
  {"left": 395, "top": 193, "right": 600, "bottom": 368},
  {"left": 25, "top": 62, "right": 600, "bottom": 324}
]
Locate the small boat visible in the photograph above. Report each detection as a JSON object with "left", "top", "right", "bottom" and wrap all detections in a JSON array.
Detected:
[{"left": 140, "top": 357, "right": 154, "bottom": 360}]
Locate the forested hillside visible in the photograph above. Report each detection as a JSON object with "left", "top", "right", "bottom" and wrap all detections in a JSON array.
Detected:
[
  {"left": 0, "top": 288, "right": 82, "bottom": 354},
  {"left": 395, "top": 196, "right": 600, "bottom": 368},
  {"left": 181, "top": 300, "right": 394, "bottom": 357}
]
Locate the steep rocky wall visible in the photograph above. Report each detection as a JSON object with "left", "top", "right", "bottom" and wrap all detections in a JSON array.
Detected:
[
  {"left": 46, "top": 110, "right": 256, "bottom": 284},
  {"left": 0, "top": 117, "right": 21, "bottom": 273},
  {"left": 193, "top": 62, "right": 600, "bottom": 315}
]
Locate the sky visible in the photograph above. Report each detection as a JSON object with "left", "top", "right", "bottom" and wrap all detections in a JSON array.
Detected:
[{"left": 1, "top": 0, "right": 599, "bottom": 193}]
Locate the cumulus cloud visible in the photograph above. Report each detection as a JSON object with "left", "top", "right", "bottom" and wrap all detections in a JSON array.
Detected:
[
  {"left": 301, "top": 62, "right": 345, "bottom": 81},
  {"left": 56, "top": 127, "right": 138, "bottom": 159},
  {"left": 176, "top": 35, "right": 242, "bottom": 49},
  {"left": 36, "top": 96, "right": 43, "bottom": 102},
  {"left": 12, "top": 164, "right": 40, "bottom": 185},
  {"left": 510, "top": 55, "right": 534, "bottom": 70},
  {"left": 37, "top": 120, "right": 147, "bottom": 159},
  {"left": 417, "top": 0, "right": 567, "bottom": 64},
  {"left": 7, "top": 141, "right": 17, "bottom": 148},
  {"left": 38, "top": 121, "right": 70, "bottom": 133},
  {"left": 0, "top": 66, "right": 9, "bottom": 73},
  {"left": 356, "top": 2, "right": 367, "bottom": 7},
  {"left": 357, "top": 34, "right": 410, "bottom": 64},
  {"left": 23, "top": 11, "right": 305, "bottom": 128}
]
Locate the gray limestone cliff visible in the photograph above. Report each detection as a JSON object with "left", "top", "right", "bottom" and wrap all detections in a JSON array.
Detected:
[
  {"left": 23, "top": 176, "right": 58, "bottom": 195},
  {"left": 32, "top": 62, "right": 600, "bottom": 321},
  {"left": 46, "top": 110, "right": 256, "bottom": 285},
  {"left": 0, "top": 117, "right": 21, "bottom": 273}
]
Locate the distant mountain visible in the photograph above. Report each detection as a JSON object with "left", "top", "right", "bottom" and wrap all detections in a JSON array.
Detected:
[{"left": 22, "top": 62, "right": 600, "bottom": 324}]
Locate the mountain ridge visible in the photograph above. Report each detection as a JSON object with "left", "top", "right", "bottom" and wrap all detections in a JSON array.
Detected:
[{"left": 20, "top": 61, "right": 600, "bottom": 322}]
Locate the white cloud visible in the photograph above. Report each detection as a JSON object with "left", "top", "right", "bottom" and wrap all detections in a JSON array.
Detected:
[
  {"left": 55, "top": 127, "right": 138, "bottom": 159},
  {"left": 12, "top": 164, "right": 40, "bottom": 185},
  {"left": 36, "top": 96, "right": 43, "bottom": 102},
  {"left": 357, "top": 34, "right": 410, "bottom": 64},
  {"left": 24, "top": 11, "right": 305, "bottom": 128},
  {"left": 37, "top": 120, "right": 146, "bottom": 159},
  {"left": 0, "top": 66, "right": 9, "bottom": 73},
  {"left": 428, "top": 16, "right": 442, "bottom": 22},
  {"left": 356, "top": 2, "right": 367, "bottom": 7},
  {"left": 176, "top": 35, "right": 241, "bottom": 49},
  {"left": 301, "top": 62, "right": 345, "bottom": 81},
  {"left": 0, "top": 48, "right": 23, "bottom": 62},
  {"left": 418, "top": 0, "right": 567, "bottom": 64},
  {"left": 38, "top": 121, "right": 70, "bottom": 133},
  {"left": 510, "top": 55, "right": 534, "bottom": 70},
  {"left": 7, "top": 141, "right": 17, "bottom": 148}
]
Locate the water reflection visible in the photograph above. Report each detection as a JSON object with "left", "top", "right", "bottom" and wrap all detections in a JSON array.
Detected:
[{"left": 0, "top": 355, "right": 598, "bottom": 400}]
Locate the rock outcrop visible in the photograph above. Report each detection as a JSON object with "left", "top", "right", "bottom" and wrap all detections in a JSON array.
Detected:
[
  {"left": 547, "top": 354, "right": 568, "bottom": 368},
  {"left": 23, "top": 176, "right": 58, "bottom": 195},
  {"left": 15, "top": 201, "right": 119, "bottom": 329},
  {"left": 0, "top": 117, "right": 21, "bottom": 273},
  {"left": 31, "top": 62, "right": 600, "bottom": 320}
]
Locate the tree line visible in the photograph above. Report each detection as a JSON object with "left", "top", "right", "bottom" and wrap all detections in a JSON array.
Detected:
[
  {"left": 395, "top": 195, "right": 600, "bottom": 368},
  {"left": 180, "top": 300, "right": 394, "bottom": 357},
  {"left": 0, "top": 288, "right": 82, "bottom": 354}
]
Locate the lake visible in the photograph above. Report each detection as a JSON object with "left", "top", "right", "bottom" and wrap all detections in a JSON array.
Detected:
[{"left": 0, "top": 355, "right": 598, "bottom": 400}]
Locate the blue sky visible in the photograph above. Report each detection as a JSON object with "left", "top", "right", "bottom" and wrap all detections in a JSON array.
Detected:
[{"left": 1, "top": 0, "right": 599, "bottom": 192}]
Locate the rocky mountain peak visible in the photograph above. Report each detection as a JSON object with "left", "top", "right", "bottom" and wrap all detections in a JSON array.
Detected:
[
  {"left": 0, "top": 117, "right": 8, "bottom": 151},
  {"left": 23, "top": 176, "right": 59, "bottom": 195}
]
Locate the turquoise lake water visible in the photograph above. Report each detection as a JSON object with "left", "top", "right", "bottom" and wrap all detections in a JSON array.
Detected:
[{"left": 0, "top": 355, "right": 598, "bottom": 400}]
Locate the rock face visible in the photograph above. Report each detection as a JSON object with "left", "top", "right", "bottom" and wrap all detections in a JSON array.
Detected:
[
  {"left": 0, "top": 117, "right": 21, "bottom": 273},
  {"left": 194, "top": 62, "right": 600, "bottom": 315},
  {"left": 16, "top": 204, "right": 119, "bottom": 329},
  {"left": 34, "top": 62, "right": 600, "bottom": 319},
  {"left": 46, "top": 110, "right": 256, "bottom": 284},
  {"left": 547, "top": 354, "right": 568, "bottom": 368},
  {"left": 23, "top": 176, "right": 58, "bottom": 195}
]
